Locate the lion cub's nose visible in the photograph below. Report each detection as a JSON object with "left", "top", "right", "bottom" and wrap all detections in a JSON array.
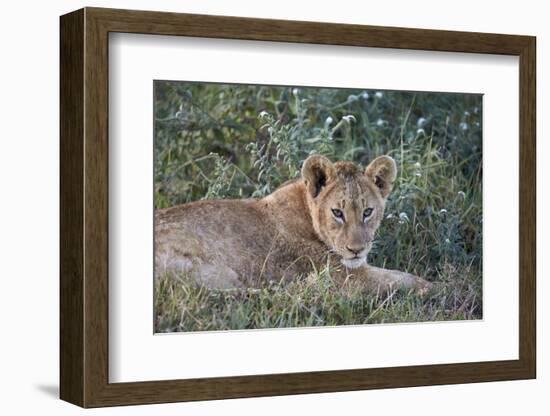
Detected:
[{"left": 346, "top": 245, "right": 363, "bottom": 256}]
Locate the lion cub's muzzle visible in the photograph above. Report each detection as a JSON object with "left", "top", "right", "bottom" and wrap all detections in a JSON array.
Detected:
[
  {"left": 341, "top": 256, "right": 367, "bottom": 269},
  {"left": 343, "top": 240, "right": 371, "bottom": 258},
  {"left": 340, "top": 241, "right": 372, "bottom": 269}
]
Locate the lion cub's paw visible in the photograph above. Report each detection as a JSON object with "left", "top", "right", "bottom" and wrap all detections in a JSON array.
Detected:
[{"left": 395, "top": 272, "right": 433, "bottom": 295}]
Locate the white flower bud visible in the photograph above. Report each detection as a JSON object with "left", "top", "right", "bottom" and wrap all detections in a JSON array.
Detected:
[{"left": 417, "top": 117, "right": 427, "bottom": 127}]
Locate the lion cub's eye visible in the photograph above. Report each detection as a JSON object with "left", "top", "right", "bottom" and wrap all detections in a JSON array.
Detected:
[
  {"left": 331, "top": 208, "right": 345, "bottom": 223},
  {"left": 363, "top": 208, "right": 374, "bottom": 222}
]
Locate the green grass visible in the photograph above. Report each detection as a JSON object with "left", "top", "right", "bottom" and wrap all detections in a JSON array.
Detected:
[
  {"left": 155, "top": 262, "right": 481, "bottom": 332},
  {"left": 154, "top": 81, "right": 483, "bottom": 332}
]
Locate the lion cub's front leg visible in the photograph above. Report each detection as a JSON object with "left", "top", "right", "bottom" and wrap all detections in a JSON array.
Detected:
[
  {"left": 366, "top": 265, "right": 432, "bottom": 293},
  {"left": 345, "top": 265, "right": 431, "bottom": 293}
]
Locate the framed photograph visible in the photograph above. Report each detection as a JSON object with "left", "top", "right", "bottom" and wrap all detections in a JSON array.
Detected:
[{"left": 60, "top": 7, "right": 536, "bottom": 407}]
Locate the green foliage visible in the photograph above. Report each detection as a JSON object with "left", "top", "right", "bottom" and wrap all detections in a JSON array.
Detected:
[{"left": 154, "top": 81, "right": 482, "bottom": 331}]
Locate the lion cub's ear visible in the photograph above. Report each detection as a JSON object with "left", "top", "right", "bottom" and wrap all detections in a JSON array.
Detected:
[
  {"left": 301, "top": 155, "right": 336, "bottom": 198},
  {"left": 365, "top": 156, "right": 397, "bottom": 198}
]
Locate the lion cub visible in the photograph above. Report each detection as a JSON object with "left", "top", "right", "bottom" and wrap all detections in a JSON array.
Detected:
[{"left": 155, "top": 155, "right": 430, "bottom": 292}]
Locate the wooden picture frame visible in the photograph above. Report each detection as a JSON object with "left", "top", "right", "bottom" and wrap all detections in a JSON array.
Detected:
[{"left": 60, "top": 7, "right": 536, "bottom": 408}]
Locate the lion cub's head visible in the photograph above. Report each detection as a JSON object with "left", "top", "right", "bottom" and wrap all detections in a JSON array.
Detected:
[{"left": 301, "top": 154, "right": 397, "bottom": 269}]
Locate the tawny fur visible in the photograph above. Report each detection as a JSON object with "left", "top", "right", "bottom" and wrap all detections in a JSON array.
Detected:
[{"left": 155, "top": 155, "right": 431, "bottom": 292}]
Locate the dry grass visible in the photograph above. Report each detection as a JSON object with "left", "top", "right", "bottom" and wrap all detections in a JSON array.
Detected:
[{"left": 155, "top": 262, "right": 481, "bottom": 332}]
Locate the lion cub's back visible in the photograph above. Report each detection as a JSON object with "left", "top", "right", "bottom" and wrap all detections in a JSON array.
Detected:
[
  {"left": 155, "top": 198, "right": 265, "bottom": 236},
  {"left": 154, "top": 198, "right": 273, "bottom": 281}
]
